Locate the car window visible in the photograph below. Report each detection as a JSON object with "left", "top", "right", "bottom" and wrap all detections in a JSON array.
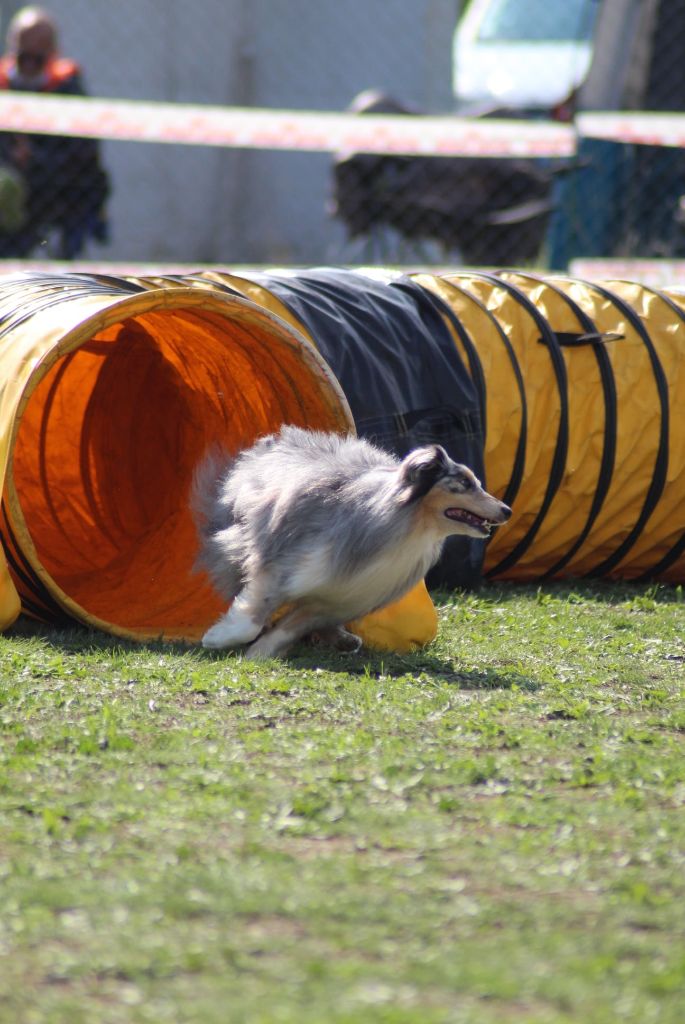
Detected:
[{"left": 476, "top": 0, "right": 599, "bottom": 43}]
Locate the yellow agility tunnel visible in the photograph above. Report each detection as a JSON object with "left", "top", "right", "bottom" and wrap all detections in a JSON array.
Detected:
[
  {"left": 0, "top": 268, "right": 683, "bottom": 650},
  {"left": 0, "top": 274, "right": 353, "bottom": 639}
]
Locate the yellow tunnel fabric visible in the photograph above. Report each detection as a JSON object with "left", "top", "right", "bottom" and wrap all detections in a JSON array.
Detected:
[
  {"left": 0, "top": 278, "right": 353, "bottom": 640},
  {"left": 425, "top": 271, "right": 685, "bottom": 583}
]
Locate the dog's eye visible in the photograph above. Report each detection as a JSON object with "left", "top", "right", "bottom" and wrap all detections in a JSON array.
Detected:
[{"left": 451, "top": 472, "right": 473, "bottom": 491}]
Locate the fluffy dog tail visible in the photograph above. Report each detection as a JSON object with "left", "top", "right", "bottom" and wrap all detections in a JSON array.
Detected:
[
  {"left": 190, "top": 445, "right": 232, "bottom": 538},
  {"left": 190, "top": 446, "right": 248, "bottom": 600}
]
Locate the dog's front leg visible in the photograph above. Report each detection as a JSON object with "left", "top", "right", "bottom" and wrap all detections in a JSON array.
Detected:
[{"left": 202, "top": 586, "right": 274, "bottom": 649}]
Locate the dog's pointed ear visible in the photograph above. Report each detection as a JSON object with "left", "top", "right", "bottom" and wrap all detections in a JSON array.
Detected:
[{"left": 400, "top": 445, "right": 449, "bottom": 502}]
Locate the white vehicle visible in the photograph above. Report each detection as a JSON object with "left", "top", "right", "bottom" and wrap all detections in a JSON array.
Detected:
[{"left": 453, "top": 0, "right": 601, "bottom": 117}]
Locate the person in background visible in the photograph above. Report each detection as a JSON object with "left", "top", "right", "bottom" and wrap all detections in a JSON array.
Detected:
[{"left": 0, "top": 5, "right": 110, "bottom": 258}]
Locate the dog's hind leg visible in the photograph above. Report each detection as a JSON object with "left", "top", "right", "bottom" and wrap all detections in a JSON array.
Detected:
[
  {"left": 244, "top": 606, "right": 322, "bottom": 660},
  {"left": 202, "top": 581, "right": 279, "bottom": 650},
  {"left": 309, "top": 625, "right": 362, "bottom": 653}
]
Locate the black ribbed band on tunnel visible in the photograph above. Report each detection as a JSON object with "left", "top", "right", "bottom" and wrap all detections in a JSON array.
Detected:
[
  {"left": 476, "top": 273, "right": 570, "bottom": 579},
  {"left": 580, "top": 282, "right": 669, "bottom": 579}
]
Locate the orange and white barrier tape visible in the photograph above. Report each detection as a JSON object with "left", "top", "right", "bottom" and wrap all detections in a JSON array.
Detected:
[
  {"left": 577, "top": 112, "right": 685, "bottom": 149},
  {"left": 0, "top": 92, "right": 575, "bottom": 157},
  {"left": 2, "top": 92, "right": 685, "bottom": 158}
]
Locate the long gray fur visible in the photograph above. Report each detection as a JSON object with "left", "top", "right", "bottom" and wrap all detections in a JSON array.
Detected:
[{"left": 193, "top": 426, "right": 440, "bottom": 611}]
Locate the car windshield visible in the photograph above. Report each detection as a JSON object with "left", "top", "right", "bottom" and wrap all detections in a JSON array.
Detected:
[{"left": 476, "top": 0, "right": 599, "bottom": 42}]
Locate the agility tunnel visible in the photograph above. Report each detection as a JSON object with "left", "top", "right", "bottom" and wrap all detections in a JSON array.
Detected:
[
  {"left": 0, "top": 273, "right": 354, "bottom": 640},
  {"left": 0, "top": 267, "right": 683, "bottom": 650}
]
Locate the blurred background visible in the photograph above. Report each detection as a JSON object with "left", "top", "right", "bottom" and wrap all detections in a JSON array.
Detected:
[{"left": 0, "top": 0, "right": 685, "bottom": 269}]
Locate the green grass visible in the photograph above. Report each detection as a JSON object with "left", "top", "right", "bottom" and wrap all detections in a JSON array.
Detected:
[{"left": 1, "top": 581, "right": 684, "bottom": 1024}]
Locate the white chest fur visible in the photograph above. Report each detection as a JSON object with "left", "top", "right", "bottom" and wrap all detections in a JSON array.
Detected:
[{"left": 284, "top": 533, "right": 443, "bottom": 619}]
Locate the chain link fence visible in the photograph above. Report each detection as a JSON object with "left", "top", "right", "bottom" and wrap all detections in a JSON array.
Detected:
[{"left": 0, "top": 0, "right": 684, "bottom": 268}]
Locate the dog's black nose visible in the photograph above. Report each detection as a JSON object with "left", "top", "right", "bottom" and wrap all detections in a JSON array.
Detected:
[{"left": 500, "top": 503, "right": 512, "bottom": 521}]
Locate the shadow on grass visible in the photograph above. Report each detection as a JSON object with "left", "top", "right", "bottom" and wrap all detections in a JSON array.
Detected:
[
  {"left": 285, "top": 645, "right": 537, "bottom": 690},
  {"left": 9, "top": 615, "right": 535, "bottom": 691}
]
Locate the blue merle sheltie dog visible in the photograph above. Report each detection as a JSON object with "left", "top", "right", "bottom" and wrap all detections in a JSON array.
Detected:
[{"left": 192, "top": 426, "right": 511, "bottom": 659}]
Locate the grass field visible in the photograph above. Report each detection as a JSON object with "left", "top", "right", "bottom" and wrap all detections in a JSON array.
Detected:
[{"left": 1, "top": 581, "right": 684, "bottom": 1024}]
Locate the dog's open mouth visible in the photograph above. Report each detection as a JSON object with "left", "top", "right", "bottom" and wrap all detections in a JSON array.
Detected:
[{"left": 444, "top": 507, "right": 493, "bottom": 534}]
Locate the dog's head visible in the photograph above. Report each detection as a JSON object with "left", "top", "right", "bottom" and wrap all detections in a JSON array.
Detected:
[{"left": 400, "top": 444, "right": 511, "bottom": 538}]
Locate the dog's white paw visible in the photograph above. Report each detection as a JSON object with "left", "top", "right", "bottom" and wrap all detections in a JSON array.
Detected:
[
  {"left": 202, "top": 610, "right": 262, "bottom": 649},
  {"left": 202, "top": 622, "right": 237, "bottom": 649}
]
